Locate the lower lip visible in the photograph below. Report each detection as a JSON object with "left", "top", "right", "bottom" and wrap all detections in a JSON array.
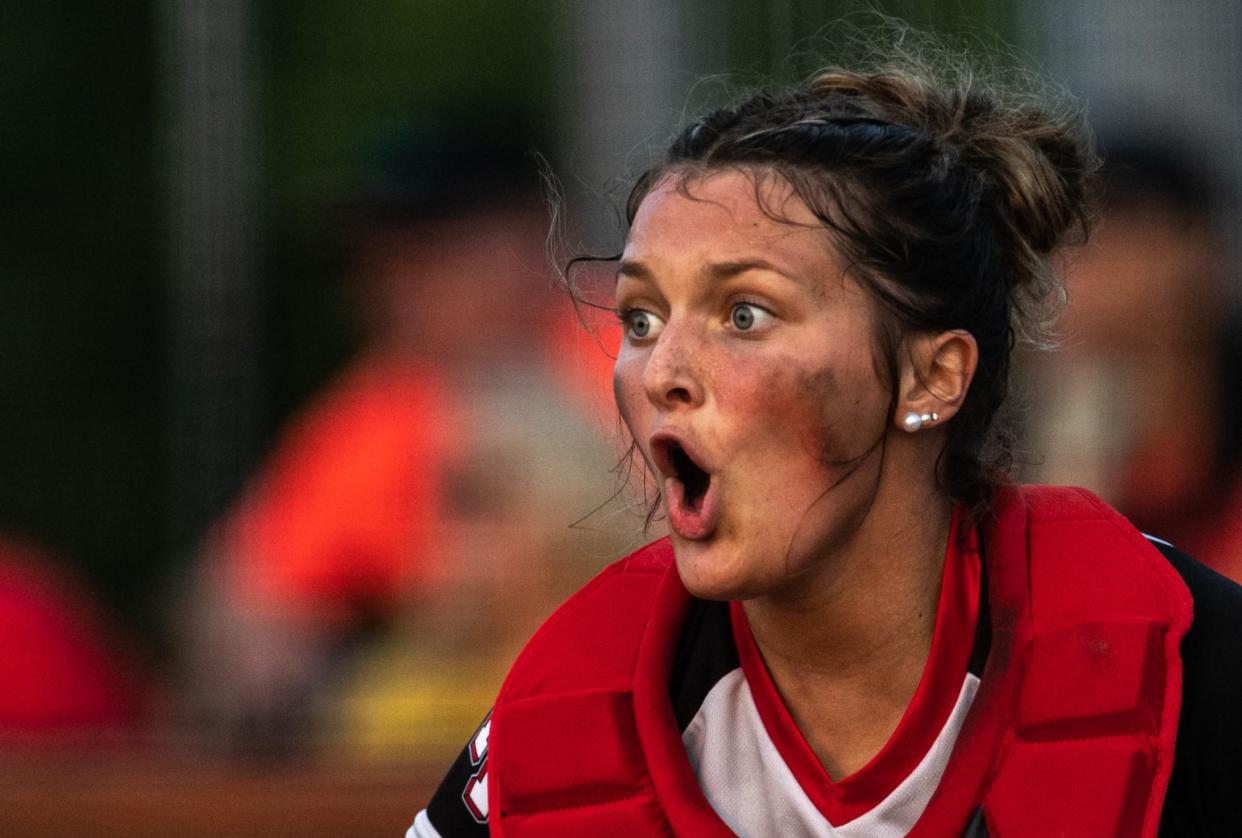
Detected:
[{"left": 665, "top": 476, "right": 720, "bottom": 540}]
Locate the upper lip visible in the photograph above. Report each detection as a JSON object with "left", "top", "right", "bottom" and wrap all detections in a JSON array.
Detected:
[{"left": 649, "top": 428, "right": 712, "bottom": 481}]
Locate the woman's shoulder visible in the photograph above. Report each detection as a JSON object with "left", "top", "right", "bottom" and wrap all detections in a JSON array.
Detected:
[
  {"left": 533, "top": 536, "right": 675, "bottom": 637},
  {"left": 1150, "top": 537, "right": 1242, "bottom": 835},
  {"left": 410, "top": 540, "right": 681, "bottom": 838},
  {"left": 494, "top": 538, "right": 678, "bottom": 705},
  {"left": 1148, "top": 536, "right": 1242, "bottom": 687}
]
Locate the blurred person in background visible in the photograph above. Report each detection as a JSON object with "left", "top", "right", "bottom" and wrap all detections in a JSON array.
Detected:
[
  {"left": 1022, "top": 139, "right": 1242, "bottom": 580},
  {"left": 178, "top": 111, "right": 632, "bottom": 758}
]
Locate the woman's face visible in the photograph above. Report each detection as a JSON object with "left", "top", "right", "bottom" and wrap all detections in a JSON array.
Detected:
[{"left": 614, "top": 169, "right": 896, "bottom": 601}]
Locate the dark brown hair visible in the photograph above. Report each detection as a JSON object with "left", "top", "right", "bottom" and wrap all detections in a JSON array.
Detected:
[{"left": 615, "top": 58, "right": 1097, "bottom": 518}]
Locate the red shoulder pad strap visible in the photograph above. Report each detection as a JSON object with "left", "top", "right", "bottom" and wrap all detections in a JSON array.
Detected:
[
  {"left": 487, "top": 540, "right": 680, "bottom": 837},
  {"left": 910, "top": 485, "right": 1192, "bottom": 838},
  {"left": 984, "top": 486, "right": 1192, "bottom": 838}
]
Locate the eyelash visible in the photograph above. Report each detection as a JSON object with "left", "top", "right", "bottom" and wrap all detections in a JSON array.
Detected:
[
  {"left": 614, "top": 298, "right": 776, "bottom": 339},
  {"left": 616, "top": 306, "right": 661, "bottom": 341},
  {"left": 727, "top": 298, "right": 775, "bottom": 332}
]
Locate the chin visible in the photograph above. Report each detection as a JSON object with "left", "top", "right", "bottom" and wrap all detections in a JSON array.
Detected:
[{"left": 671, "top": 535, "right": 771, "bottom": 602}]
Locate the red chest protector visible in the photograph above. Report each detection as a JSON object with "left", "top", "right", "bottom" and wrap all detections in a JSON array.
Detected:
[{"left": 486, "top": 486, "right": 1192, "bottom": 837}]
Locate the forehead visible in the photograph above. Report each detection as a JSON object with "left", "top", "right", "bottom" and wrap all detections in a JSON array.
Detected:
[{"left": 624, "top": 168, "right": 839, "bottom": 273}]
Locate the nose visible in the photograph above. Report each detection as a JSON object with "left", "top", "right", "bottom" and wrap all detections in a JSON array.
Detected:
[{"left": 642, "top": 320, "right": 705, "bottom": 409}]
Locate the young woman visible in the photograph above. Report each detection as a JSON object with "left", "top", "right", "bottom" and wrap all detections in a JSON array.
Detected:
[{"left": 410, "top": 60, "right": 1242, "bottom": 838}]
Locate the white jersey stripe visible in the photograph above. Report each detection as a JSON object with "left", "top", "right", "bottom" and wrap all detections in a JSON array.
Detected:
[{"left": 407, "top": 809, "right": 444, "bottom": 838}]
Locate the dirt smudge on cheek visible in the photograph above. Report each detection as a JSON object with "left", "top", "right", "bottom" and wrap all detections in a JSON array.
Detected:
[
  {"left": 786, "top": 364, "right": 869, "bottom": 469},
  {"left": 715, "top": 353, "right": 846, "bottom": 462},
  {"left": 796, "top": 367, "right": 840, "bottom": 459},
  {"left": 777, "top": 361, "right": 889, "bottom": 580}
]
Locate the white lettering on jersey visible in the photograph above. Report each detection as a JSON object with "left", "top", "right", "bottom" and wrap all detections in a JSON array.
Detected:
[
  {"left": 469, "top": 716, "right": 491, "bottom": 764},
  {"left": 462, "top": 715, "right": 492, "bottom": 823}
]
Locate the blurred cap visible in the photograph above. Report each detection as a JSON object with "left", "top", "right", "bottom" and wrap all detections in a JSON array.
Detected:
[{"left": 342, "top": 104, "right": 547, "bottom": 228}]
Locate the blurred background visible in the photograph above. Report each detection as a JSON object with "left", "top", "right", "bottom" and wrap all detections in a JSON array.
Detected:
[{"left": 1, "top": 1, "right": 1239, "bottom": 835}]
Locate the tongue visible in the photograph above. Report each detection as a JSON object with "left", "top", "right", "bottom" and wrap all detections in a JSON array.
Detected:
[{"left": 666, "top": 474, "right": 718, "bottom": 540}]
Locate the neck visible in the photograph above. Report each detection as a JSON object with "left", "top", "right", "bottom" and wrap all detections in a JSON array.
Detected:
[
  {"left": 746, "top": 481, "right": 951, "bottom": 669},
  {"left": 741, "top": 465, "right": 954, "bottom": 777}
]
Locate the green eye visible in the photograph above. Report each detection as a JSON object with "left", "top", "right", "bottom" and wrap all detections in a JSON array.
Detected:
[
  {"left": 623, "top": 309, "right": 664, "bottom": 340},
  {"left": 730, "top": 303, "right": 771, "bottom": 331}
]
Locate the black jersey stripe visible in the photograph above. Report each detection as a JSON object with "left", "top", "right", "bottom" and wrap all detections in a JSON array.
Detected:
[
  {"left": 968, "top": 551, "right": 991, "bottom": 678},
  {"left": 423, "top": 713, "right": 491, "bottom": 837},
  {"left": 669, "top": 598, "right": 740, "bottom": 733}
]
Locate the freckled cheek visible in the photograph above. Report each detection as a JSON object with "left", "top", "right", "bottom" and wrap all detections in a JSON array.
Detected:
[
  {"left": 612, "top": 353, "right": 648, "bottom": 433},
  {"left": 710, "top": 361, "right": 773, "bottom": 416}
]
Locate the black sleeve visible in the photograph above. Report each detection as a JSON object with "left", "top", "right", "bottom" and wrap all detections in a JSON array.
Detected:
[
  {"left": 1152, "top": 539, "right": 1242, "bottom": 837},
  {"left": 422, "top": 711, "right": 492, "bottom": 837}
]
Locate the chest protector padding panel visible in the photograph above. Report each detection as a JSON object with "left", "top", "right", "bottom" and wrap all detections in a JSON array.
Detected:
[{"left": 978, "top": 488, "right": 1190, "bottom": 838}]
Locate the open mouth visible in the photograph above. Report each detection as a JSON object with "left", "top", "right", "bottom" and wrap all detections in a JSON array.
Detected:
[
  {"left": 651, "top": 433, "right": 719, "bottom": 540},
  {"left": 669, "top": 444, "right": 711, "bottom": 511}
]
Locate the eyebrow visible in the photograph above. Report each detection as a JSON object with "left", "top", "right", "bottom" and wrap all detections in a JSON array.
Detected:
[
  {"left": 616, "top": 258, "right": 653, "bottom": 280},
  {"left": 617, "top": 257, "right": 799, "bottom": 285},
  {"left": 706, "top": 259, "right": 796, "bottom": 283}
]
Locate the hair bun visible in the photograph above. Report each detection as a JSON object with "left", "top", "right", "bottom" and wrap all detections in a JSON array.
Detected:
[
  {"left": 964, "top": 105, "right": 1094, "bottom": 258},
  {"left": 805, "top": 68, "right": 1095, "bottom": 265}
]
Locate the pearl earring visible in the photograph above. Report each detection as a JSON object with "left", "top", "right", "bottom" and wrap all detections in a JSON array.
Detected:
[{"left": 901, "top": 411, "right": 939, "bottom": 432}]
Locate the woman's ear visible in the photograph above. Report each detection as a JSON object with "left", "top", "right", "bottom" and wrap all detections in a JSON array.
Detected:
[{"left": 893, "top": 330, "right": 978, "bottom": 432}]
